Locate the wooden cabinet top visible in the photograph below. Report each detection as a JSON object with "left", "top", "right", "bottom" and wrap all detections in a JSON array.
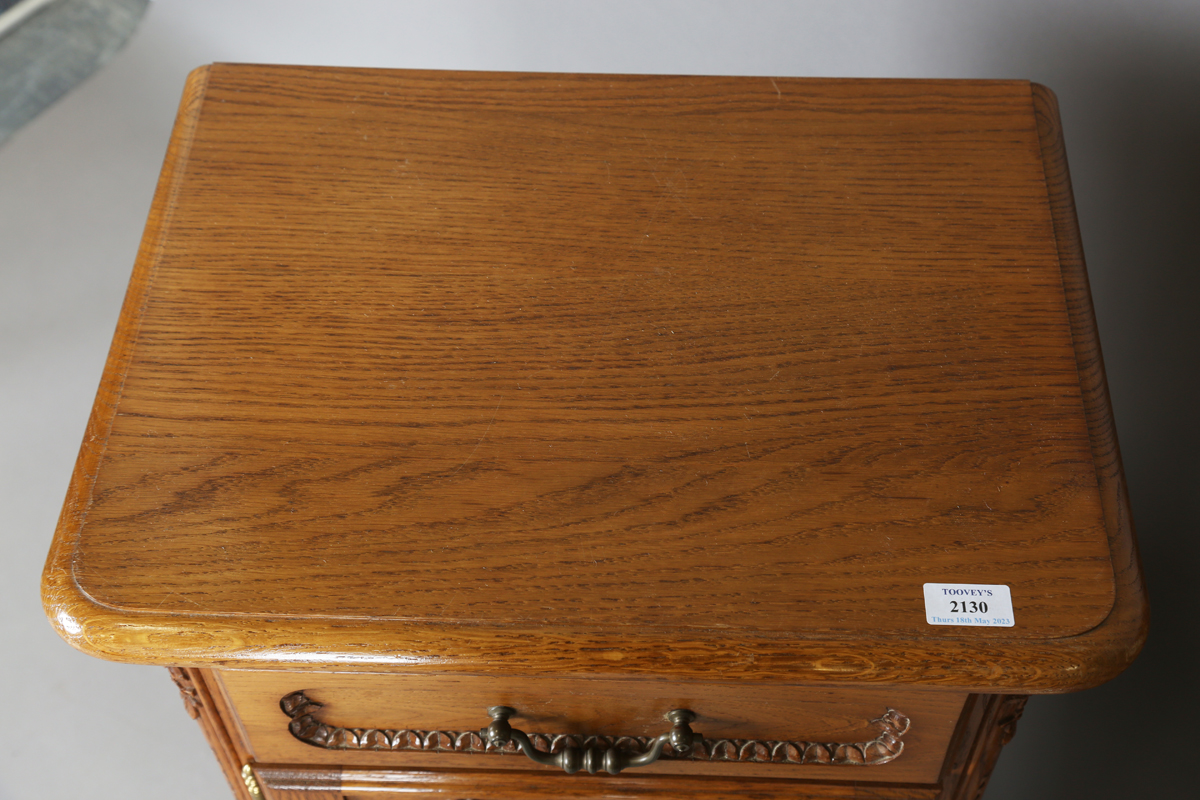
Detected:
[{"left": 43, "top": 64, "right": 1146, "bottom": 691}]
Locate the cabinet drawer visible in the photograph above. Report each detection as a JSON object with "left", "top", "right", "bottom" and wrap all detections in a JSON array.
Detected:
[
  {"left": 250, "top": 763, "right": 943, "bottom": 800},
  {"left": 215, "top": 670, "right": 966, "bottom": 784}
]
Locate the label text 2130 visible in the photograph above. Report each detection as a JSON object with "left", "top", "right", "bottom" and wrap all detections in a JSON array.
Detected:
[{"left": 949, "top": 600, "right": 988, "bottom": 614}]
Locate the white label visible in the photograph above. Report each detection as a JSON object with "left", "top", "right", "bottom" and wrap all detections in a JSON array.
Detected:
[{"left": 923, "top": 583, "right": 1014, "bottom": 627}]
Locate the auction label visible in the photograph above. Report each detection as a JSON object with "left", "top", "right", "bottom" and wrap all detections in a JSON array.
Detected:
[{"left": 923, "top": 583, "right": 1014, "bottom": 627}]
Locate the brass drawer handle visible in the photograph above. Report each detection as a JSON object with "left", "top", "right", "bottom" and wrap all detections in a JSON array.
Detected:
[
  {"left": 281, "top": 691, "right": 909, "bottom": 768},
  {"left": 481, "top": 705, "right": 698, "bottom": 775}
]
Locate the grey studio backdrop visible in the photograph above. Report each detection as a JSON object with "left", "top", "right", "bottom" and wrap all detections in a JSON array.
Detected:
[{"left": 2, "top": 2, "right": 1196, "bottom": 798}]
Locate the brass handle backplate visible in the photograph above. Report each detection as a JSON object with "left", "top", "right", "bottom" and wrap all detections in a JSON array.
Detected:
[{"left": 480, "top": 705, "right": 699, "bottom": 775}]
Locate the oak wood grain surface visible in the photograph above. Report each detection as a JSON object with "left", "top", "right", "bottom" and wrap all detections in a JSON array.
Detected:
[
  {"left": 42, "top": 65, "right": 1146, "bottom": 690},
  {"left": 217, "top": 670, "right": 963, "bottom": 783}
]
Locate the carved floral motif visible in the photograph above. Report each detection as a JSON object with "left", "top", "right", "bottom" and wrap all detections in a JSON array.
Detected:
[{"left": 280, "top": 691, "right": 908, "bottom": 767}]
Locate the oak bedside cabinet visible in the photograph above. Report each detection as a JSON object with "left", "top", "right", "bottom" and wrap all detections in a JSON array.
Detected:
[{"left": 43, "top": 65, "right": 1147, "bottom": 800}]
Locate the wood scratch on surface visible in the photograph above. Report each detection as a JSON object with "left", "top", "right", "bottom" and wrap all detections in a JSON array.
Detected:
[
  {"left": 439, "top": 592, "right": 463, "bottom": 615},
  {"left": 451, "top": 397, "right": 502, "bottom": 475},
  {"left": 769, "top": 77, "right": 781, "bottom": 100}
]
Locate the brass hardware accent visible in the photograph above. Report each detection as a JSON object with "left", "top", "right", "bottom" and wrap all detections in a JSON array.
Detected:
[
  {"left": 241, "top": 764, "right": 263, "bottom": 799},
  {"left": 280, "top": 690, "right": 909, "bottom": 766},
  {"left": 480, "top": 705, "right": 699, "bottom": 775}
]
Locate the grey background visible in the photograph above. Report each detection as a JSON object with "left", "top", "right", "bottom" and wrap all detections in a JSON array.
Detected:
[{"left": 2, "top": 1, "right": 1197, "bottom": 798}]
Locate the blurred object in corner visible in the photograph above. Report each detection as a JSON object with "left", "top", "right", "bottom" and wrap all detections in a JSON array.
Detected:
[{"left": 0, "top": 0, "right": 149, "bottom": 146}]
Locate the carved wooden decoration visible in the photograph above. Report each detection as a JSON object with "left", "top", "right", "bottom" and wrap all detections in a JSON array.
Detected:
[
  {"left": 280, "top": 691, "right": 909, "bottom": 766},
  {"left": 994, "top": 694, "right": 1029, "bottom": 749},
  {"left": 168, "top": 666, "right": 202, "bottom": 720},
  {"left": 967, "top": 695, "right": 1030, "bottom": 800}
]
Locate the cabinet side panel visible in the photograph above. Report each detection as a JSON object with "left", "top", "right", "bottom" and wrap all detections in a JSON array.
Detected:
[
  {"left": 937, "top": 693, "right": 1028, "bottom": 800},
  {"left": 171, "top": 667, "right": 256, "bottom": 800}
]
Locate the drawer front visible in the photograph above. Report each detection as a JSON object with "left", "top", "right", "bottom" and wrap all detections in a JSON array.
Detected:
[
  {"left": 216, "top": 670, "right": 966, "bottom": 785},
  {"left": 250, "top": 763, "right": 943, "bottom": 800}
]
